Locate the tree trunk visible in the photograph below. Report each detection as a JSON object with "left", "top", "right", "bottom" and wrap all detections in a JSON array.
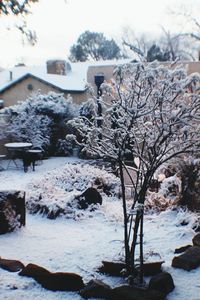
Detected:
[
  {"left": 130, "top": 211, "right": 141, "bottom": 274},
  {"left": 130, "top": 182, "right": 148, "bottom": 280},
  {"left": 139, "top": 210, "right": 144, "bottom": 284},
  {"left": 118, "top": 159, "right": 130, "bottom": 272}
]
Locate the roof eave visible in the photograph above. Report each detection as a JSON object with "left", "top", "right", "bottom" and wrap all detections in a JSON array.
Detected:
[{"left": 0, "top": 73, "right": 87, "bottom": 94}]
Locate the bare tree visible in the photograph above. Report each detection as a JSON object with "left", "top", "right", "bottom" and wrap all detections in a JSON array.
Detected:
[
  {"left": 68, "top": 61, "right": 200, "bottom": 284},
  {"left": 169, "top": 4, "right": 200, "bottom": 59},
  {"left": 122, "top": 25, "right": 197, "bottom": 62},
  {"left": 0, "top": 0, "right": 39, "bottom": 45}
]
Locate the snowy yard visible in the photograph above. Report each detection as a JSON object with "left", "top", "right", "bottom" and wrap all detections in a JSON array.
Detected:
[{"left": 0, "top": 156, "right": 199, "bottom": 300}]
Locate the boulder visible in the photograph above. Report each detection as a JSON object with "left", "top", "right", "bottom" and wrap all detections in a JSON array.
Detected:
[
  {"left": 40, "top": 272, "right": 85, "bottom": 291},
  {"left": 98, "top": 261, "right": 126, "bottom": 276},
  {"left": 80, "top": 279, "right": 111, "bottom": 299},
  {"left": 19, "top": 263, "right": 50, "bottom": 281},
  {"left": 0, "top": 190, "right": 26, "bottom": 234},
  {"left": 136, "top": 261, "right": 164, "bottom": 276},
  {"left": 192, "top": 233, "right": 200, "bottom": 247},
  {"left": 19, "top": 263, "right": 84, "bottom": 291},
  {"left": 108, "top": 285, "right": 165, "bottom": 300},
  {"left": 76, "top": 187, "right": 102, "bottom": 209},
  {"left": 148, "top": 272, "right": 175, "bottom": 296},
  {"left": 174, "top": 245, "right": 192, "bottom": 254},
  {"left": 0, "top": 258, "right": 24, "bottom": 272},
  {"left": 172, "top": 246, "right": 200, "bottom": 270}
]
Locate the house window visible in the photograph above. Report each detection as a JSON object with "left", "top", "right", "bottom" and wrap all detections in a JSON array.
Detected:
[
  {"left": 27, "top": 83, "right": 33, "bottom": 91},
  {"left": 0, "top": 99, "right": 4, "bottom": 109}
]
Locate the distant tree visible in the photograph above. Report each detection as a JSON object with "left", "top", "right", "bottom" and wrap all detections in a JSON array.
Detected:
[
  {"left": 69, "top": 31, "right": 124, "bottom": 62},
  {"left": 147, "top": 44, "right": 170, "bottom": 62},
  {"left": 122, "top": 27, "right": 196, "bottom": 62},
  {"left": 169, "top": 4, "right": 200, "bottom": 60}
]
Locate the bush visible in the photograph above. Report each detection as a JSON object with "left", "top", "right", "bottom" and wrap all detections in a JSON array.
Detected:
[
  {"left": 26, "top": 163, "right": 120, "bottom": 219},
  {"left": 2, "top": 92, "right": 79, "bottom": 155}
]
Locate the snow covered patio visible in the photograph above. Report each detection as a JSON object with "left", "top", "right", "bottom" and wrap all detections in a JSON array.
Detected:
[{"left": 0, "top": 156, "right": 199, "bottom": 300}]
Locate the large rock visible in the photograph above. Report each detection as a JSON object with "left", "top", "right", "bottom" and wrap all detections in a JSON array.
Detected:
[
  {"left": 136, "top": 261, "right": 164, "bottom": 276},
  {"left": 172, "top": 246, "right": 200, "bottom": 270},
  {"left": 98, "top": 261, "right": 126, "bottom": 276},
  {"left": 19, "top": 263, "right": 85, "bottom": 291},
  {"left": 148, "top": 272, "right": 175, "bottom": 296},
  {"left": 19, "top": 263, "right": 50, "bottom": 280},
  {"left": 108, "top": 285, "right": 165, "bottom": 300},
  {"left": 76, "top": 187, "right": 102, "bottom": 209},
  {"left": 0, "top": 190, "right": 26, "bottom": 234},
  {"left": 0, "top": 258, "right": 24, "bottom": 272},
  {"left": 80, "top": 279, "right": 111, "bottom": 299},
  {"left": 192, "top": 233, "right": 200, "bottom": 247},
  {"left": 40, "top": 272, "right": 85, "bottom": 291},
  {"left": 174, "top": 244, "right": 192, "bottom": 254}
]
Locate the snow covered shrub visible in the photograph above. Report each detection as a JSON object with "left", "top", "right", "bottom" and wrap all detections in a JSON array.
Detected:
[
  {"left": 145, "top": 176, "right": 181, "bottom": 212},
  {"left": 55, "top": 137, "right": 75, "bottom": 156},
  {"left": 79, "top": 98, "right": 96, "bottom": 121},
  {"left": 2, "top": 92, "right": 79, "bottom": 155},
  {"left": 66, "top": 98, "right": 97, "bottom": 158},
  {"left": 147, "top": 157, "right": 200, "bottom": 212},
  {"left": 177, "top": 158, "right": 200, "bottom": 211},
  {"left": 26, "top": 163, "right": 120, "bottom": 219}
]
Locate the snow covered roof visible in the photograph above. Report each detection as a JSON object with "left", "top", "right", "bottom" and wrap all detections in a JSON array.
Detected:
[
  {"left": 0, "top": 59, "right": 132, "bottom": 94},
  {"left": 0, "top": 63, "right": 89, "bottom": 93}
]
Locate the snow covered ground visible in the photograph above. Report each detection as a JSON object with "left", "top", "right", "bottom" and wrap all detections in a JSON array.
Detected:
[{"left": 0, "top": 156, "right": 199, "bottom": 300}]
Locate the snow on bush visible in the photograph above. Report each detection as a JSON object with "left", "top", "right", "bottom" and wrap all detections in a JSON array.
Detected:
[
  {"left": 146, "top": 173, "right": 182, "bottom": 211},
  {"left": 26, "top": 163, "right": 120, "bottom": 219},
  {"left": 1, "top": 91, "right": 79, "bottom": 155},
  {"left": 146, "top": 157, "right": 200, "bottom": 212}
]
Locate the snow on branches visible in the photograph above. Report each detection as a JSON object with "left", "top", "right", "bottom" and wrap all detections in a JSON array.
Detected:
[
  {"left": 68, "top": 61, "right": 200, "bottom": 279},
  {"left": 69, "top": 62, "right": 200, "bottom": 170}
]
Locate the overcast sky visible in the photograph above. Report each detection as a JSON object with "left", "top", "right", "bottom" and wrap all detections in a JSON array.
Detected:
[{"left": 0, "top": 0, "right": 199, "bottom": 68}]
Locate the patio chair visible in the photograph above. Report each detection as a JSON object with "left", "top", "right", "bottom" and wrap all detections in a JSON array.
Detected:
[
  {"left": 23, "top": 147, "right": 43, "bottom": 172},
  {"left": 0, "top": 154, "right": 6, "bottom": 171}
]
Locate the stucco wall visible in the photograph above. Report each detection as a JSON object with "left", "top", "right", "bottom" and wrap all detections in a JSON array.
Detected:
[
  {"left": 87, "top": 64, "right": 116, "bottom": 94},
  {"left": 0, "top": 77, "right": 88, "bottom": 107},
  {"left": 87, "top": 62, "right": 200, "bottom": 92},
  {"left": 157, "top": 61, "right": 200, "bottom": 74}
]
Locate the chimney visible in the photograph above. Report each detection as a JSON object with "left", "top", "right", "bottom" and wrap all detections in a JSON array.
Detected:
[
  {"left": 9, "top": 71, "right": 13, "bottom": 81},
  {"left": 46, "top": 59, "right": 71, "bottom": 75}
]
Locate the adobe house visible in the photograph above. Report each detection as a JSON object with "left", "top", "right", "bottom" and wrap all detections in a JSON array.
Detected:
[
  {"left": 1, "top": 59, "right": 200, "bottom": 109},
  {"left": 0, "top": 60, "right": 90, "bottom": 108},
  {"left": 0, "top": 59, "right": 132, "bottom": 108},
  {"left": 0, "top": 59, "right": 199, "bottom": 153}
]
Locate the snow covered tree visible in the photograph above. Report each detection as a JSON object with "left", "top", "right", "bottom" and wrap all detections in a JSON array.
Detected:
[
  {"left": 69, "top": 31, "right": 124, "bottom": 62},
  {"left": 1, "top": 91, "right": 79, "bottom": 155},
  {"left": 68, "top": 61, "right": 200, "bottom": 283}
]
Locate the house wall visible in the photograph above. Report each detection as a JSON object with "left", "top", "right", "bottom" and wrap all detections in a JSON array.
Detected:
[
  {"left": 160, "top": 61, "right": 200, "bottom": 74},
  {"left": 87, "top": 64, "right": 116, "bottom": 94},
  {"left": 0, "top": 77, "right": 88, "bottom": 107},
  {"left": 87, "top": 62, "right": 200, "bottom": 92}
]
